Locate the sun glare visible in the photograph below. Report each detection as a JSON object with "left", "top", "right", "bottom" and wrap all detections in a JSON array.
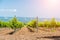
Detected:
[
  {"left": 47, "top": 0, "right": 59, "bottom": 7},
  {"left": 48, "top": 0, "right": 58, "bottom": 4}
]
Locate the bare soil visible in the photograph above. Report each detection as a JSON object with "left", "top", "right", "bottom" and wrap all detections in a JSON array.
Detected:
[{"left": 0, "top": 27, "right": 60, "bottom": 40}]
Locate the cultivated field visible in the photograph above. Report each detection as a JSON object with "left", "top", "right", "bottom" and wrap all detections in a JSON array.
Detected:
[{"left": 0, "top": 27, "right": 60, "bottom": 40}]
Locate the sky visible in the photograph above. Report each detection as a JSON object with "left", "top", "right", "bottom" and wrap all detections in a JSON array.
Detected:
[{"left": 0, "top": 0, "right": 60, "bottom": 18}]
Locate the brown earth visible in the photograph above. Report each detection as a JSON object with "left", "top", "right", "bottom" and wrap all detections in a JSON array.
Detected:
[{"left": 0, "top": 27, "right": 60, "bottom": 40}]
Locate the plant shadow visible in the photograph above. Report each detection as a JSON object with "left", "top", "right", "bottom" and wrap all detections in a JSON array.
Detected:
[{"left": 41, "top": 36, "right": 60, "bottom": 40}]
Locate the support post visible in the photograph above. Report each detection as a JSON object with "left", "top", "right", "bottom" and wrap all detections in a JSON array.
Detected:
[{"left": 36, "top": 16, "right": 38, "bottom": 32}]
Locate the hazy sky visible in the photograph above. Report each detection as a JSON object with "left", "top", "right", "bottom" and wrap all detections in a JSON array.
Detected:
[{"left": 0, "top": 0, "right": 60, "bottom": 18}]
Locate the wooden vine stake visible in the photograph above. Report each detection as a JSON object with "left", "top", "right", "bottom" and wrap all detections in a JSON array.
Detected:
[{"left": 36, "top": 16, "right": 38, "bottom": 32}]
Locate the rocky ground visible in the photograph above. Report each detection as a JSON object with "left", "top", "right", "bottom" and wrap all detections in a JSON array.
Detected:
[{"left": 0, "top": 27, "right": 60, "bottom": 40}]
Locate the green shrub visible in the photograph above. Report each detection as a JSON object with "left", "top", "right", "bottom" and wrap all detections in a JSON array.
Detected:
[
  {"left": 56, "top": 22, "right": 60, "bottom": 27},
  {"left": 43, "top": 20, "right": 50, "bottom": 27},
  {"left": 27, "top": 20, "right": 37, "bottom": 28},
  {"left": 0, "top": 20, "right": 4, "bottom": 27},
  {"left": 38, "top": 22, "right": 44, "bottom": 27},
  {"left": 9, "top": 16, "right": 24, "bottom": 29},
  {"left": 0, "top": 21, "right": 10, "bottom": 28},
  {"left": 50, "top": 18, "right": 57, "bottom": 28},
  {"left": 16, "top": 21, "right": 24, "bottom": 29}
]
